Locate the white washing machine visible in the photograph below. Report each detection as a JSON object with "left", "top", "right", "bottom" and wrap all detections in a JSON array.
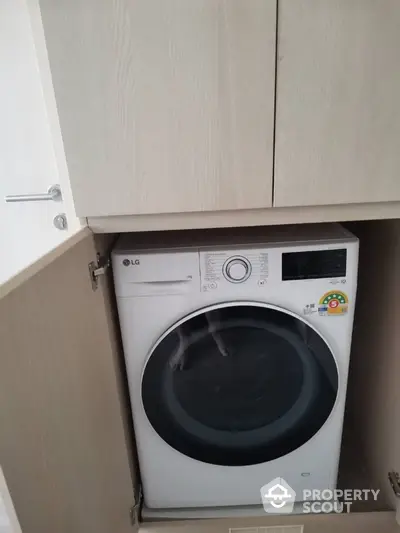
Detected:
[{"left": 112, "top": 224, "right": 359, "bottom": 512}]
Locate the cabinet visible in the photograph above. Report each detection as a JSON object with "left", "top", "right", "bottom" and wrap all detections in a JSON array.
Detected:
[
  {"left": 274, "top": 0, "right": 400, "bottom": 207},
  {"left": 39, "top": 0, "right": 400, "bottom": 226},
  {"left": 39, "top": 0, "right": 276, "bottom": 217},
  {"left": 1, "top": 222, "right": 400, "bottom": 533},
  {"left": 0, "top": 231, "right": 138, "bottom": 533}
]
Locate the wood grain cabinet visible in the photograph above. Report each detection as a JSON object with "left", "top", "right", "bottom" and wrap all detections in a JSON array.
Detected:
[
  {"left": 39, "top": 0, "right": 400, "bottom": 222},
  {"left": 2, "top": 224, "right": 400, "bottom": 533},
  {"left": 274, "top": 0, "right": 400, "bottom": 208},
  {"left": 39, "top": 0, "right": 277, "bottom": 217}
]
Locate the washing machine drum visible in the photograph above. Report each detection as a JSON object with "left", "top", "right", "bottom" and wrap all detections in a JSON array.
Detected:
[{"left": 142, "top": 303, "right": 339, "bottom": 467}]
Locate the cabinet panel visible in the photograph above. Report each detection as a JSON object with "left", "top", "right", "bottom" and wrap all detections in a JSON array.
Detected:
[
  {"left": 348, "top": 220, "right": 400, "bottom": 509},
  {"left": 139, "top": 513, "right": 398, "bottom": 532},
  {"left": 39, "top": 0, "right": 276, "bottom": 217},
  {"left": 0, "top": 232, "right": 137, "bottom": 533},
  {"left": 274, "top": 0, "right": 400, "bottom": 207}
]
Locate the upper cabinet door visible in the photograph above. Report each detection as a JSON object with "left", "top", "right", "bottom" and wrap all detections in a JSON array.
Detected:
[
  {"left": 274, "top": 0, "right": 400, "bottom": 208},
  {"left": 39, "top": 0, "right": 277, "bottom": 217}
]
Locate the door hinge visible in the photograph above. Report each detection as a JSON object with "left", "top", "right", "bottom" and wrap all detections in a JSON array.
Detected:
[
  {"left": 88, "top": 253, "right": 110, "bottom": 291},
  {"left": 129, "top": 487, "right": 143, "bottom": 527},
  {"left": 389, "top": 471, "right": 400, "bottom": 497},
  {"left": 388, "top": 472, "right": 400, "bottom": 526}
]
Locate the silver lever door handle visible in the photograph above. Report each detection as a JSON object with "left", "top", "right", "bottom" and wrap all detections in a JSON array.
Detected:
[{"left": 5, "top": 184, "right": 62, "bottom": 203}]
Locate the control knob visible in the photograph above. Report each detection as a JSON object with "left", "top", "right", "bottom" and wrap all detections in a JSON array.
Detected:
[{"left": 224, "top": 257, "right": 251, "bottom": 283}]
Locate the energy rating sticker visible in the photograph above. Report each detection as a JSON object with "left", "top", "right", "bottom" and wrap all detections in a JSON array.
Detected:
[{"left": 318, "top": 291, "right": 349, "bottom": 316}]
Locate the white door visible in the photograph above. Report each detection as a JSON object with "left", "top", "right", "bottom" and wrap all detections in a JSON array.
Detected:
[
  {"left": 0, "top": 0, "right": 81, "bottom": 285},
  {"left": 0, "top": 467, "right": 22, "bottom": 533}
]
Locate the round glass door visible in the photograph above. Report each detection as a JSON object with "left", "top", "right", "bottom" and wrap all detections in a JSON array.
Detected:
[{"left": 142, "top": 303, "right": 338, "bottom": 466}]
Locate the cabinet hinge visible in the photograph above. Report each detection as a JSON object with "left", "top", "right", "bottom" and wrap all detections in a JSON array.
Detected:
[
  {"left": 389, "top": 471, "right": 400, "bottom": 497},
  {"left": 129, "top": 487, "right": 143, "bottom": 527},
  {"left": 88, "top": 253, "right": 110, "bottom": 291}
]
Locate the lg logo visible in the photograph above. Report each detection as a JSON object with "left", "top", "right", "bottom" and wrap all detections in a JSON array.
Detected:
[{"left": 123, "top": 259, "right": 140, "bottom": 266}]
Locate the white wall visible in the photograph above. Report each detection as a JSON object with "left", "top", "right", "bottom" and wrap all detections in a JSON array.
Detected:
[
  {"left": 0, "top": 0, "right": 81, "bottom": 285},
  {"left": 0, "top": 468, "right": 21, "bottom": 533}
]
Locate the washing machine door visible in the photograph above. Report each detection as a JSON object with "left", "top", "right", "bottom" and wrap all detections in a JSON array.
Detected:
[{"left": 142, "top": 302, "right": 339, "bottom": 466}]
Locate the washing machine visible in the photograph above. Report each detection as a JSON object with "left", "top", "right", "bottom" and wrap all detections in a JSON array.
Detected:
[{"left": 112, "top": 224, "right": 359, "bottom": 512}]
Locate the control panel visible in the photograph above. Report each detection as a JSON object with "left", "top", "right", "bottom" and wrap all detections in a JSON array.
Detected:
[
  {"left": 200, "top": 250, "right": 269, "bottom": 292},
  {"left": 282, "top": 249, "right": 347, "bottom": 281}
]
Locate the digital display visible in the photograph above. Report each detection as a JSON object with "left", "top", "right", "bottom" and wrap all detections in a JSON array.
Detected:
[{"left": 282, "top": 249, "right": 347, "bottom": 281}]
